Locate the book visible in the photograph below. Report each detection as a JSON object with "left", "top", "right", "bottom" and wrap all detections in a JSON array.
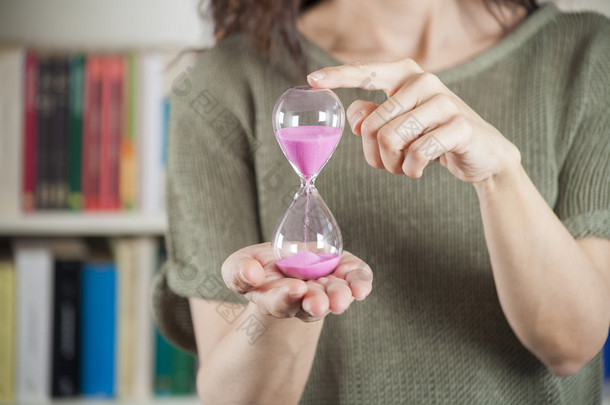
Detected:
[
  {"left": 114, "top": 237, "right": 160, "bottom": 400},
  {"left": 80, "top": 260, "right": 117, "bottom": 397},
  {"left": 14, "top": 241, "right": 53, "bottom": 403},
  {"left": 154, "top": 330, "right": 197, "bottom": 397},
  {"left": 131, "top": 237, "right": 156, "bottom": 399},
  {"left": 153, "top": 332, "right": 196, "bottom": 396},
  {"left": 152, "top": 240, "right": 173, "bottom": 397},
  {"left": 99, "top": 56, "right": 123, "bottom": 211},
  {"left": 114, "top": 238, "right": 137, "bottom": 399},
  {"left": 153, "top": 240, "right": 196, "bottom": 397},
  {"left": 51, "top": 260, "right": 81, "bottom": 397},
  {"left": 46, "top": 238, "right": 88, "bottom": 397},
  {"left": 22, "top": 51, "right": 38, "bottom": 212},
  {"left": 170, "top": 347, "right": 196, "bottom": 395},
  {"left": 67, "top": 55, "right": 85, "bottom": 211},
  {"left": 153, "top": 329, "right": 173, "bottom": 396},
  {"left": 0, "top": 47, "right": 24, "bottom": 217},
  {"left": 18, "top": 49, "right": 185, "bottom": 214},
  {"left": 50, "top": 56, "right": 70, "bottom": 209},
  {"left": 161, "top": 96, "right": 170, "bottom": 207},
  {"left": 0, "top": 259, "right": 16, "bottom": 403},
  {"left": 82, "top": 56, "right": 103, "bottom": 211},
  {"left": 36, "top": 56, "right": 54, "bottom": 209},
  {"left": 120, "top": 54, "right": 137, "bottom": 210},
  {"left": 138, "top": 53, "right": 164, "bottom": 214}
]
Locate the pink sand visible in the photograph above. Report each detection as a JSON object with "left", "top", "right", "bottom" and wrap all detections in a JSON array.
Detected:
[
  {"left": 275, "top": 126, "right": 342, "bottom": 176},
  {"left": 276, "top": 251, "right": 340, "bottom": 279}
]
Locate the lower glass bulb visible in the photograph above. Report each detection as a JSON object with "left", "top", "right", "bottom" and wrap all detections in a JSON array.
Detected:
[{"left": 272, "top": 183, "right": 342, "bottom": 279}]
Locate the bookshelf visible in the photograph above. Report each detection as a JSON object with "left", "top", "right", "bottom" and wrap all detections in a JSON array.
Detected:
[
  {"left": 0, "top": 0, "right": 205, "bottom": 403},
  {"left": 0, "top": 0, "right": 208, "bottom": 236}
]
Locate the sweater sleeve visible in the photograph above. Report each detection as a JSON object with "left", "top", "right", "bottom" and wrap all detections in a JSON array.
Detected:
[
  {"left": 163, "top": 91, "right": 260, "bottom": 303},
  {"left": 554, "top": 21, "right": 610, "bottom": 239},
  {"left": 151, "top": 44, "right": 262, "bottom": 353}
]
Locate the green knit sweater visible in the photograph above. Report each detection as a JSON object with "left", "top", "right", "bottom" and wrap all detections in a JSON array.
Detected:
[{"left": 152, "top": 3, "right": 610, "bottom": 404}]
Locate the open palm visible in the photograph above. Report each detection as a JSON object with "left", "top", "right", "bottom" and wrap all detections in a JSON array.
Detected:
[{"left": 221, "top": 242, "right": 373, "bottom": 322}]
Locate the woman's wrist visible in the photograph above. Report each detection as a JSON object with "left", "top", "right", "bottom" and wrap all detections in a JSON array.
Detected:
[
  {"left": 239, "top": 302, "right": 324, "bottom": 360},
  {"left": 472, "top": 144, "right": 523, "bottom": 198}
]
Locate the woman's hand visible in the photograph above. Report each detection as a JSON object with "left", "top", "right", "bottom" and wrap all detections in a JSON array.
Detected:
[
  {"left": 307, "top": 59, "right": 521, "bottom": 184},
  {"left": 221, "top": 242, "right": 373, "bottom": 322}
]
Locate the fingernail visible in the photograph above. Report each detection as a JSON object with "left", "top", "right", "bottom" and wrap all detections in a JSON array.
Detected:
[
  {"left": 330, "top": 307, "right": 343, "bottom": 315},
  {"left": 350, "top": 111, "right": 364, "bottom": 132},
  {"left": 302, "top": 302, "right": 315, "bottom": 317},
  {"left": 307, "top": 70, "right": 326, "bottom": 82},
  {"left": 239, "top": 266, "right": 251, "bottom": 286},
  {"left": 288, "top": 290, "right": 302, "bottom": 300}
]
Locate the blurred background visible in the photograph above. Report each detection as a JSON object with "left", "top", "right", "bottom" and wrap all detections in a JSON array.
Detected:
[{"left": 0, "top": 0, "right": 608, "bottom": 404}]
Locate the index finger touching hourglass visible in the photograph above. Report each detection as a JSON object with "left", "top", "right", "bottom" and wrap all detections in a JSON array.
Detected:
[{"left": 271, "top": 85, "right": 345, "bottom": 279}]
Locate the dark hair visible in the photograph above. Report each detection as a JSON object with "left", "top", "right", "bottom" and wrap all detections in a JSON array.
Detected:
[{"left": 205, "top": 0, "right": 538, "bottom": 77}]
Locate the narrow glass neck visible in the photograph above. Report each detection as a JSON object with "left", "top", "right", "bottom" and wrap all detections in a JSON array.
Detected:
[{"left": 299, "top": 174, "right": 318, "bottom": 188}]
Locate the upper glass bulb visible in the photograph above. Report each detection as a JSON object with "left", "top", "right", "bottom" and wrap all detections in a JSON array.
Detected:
[{"left": 272, "top": 85, "right": 345, "bottom": 180}]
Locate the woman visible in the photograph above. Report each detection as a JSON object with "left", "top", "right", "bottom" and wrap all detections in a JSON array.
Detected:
[{"left": 152, "top": 0, "right": 610, "bottom": 403}]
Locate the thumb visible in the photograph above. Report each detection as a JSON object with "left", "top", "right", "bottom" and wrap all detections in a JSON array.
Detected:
[{"left": 222, "top": 254, "right": 266, "bottom": 294}]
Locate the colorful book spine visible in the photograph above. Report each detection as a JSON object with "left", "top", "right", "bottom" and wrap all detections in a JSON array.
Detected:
[
  {"left": 22, "top": 51, "right": 38, "bottom": 212},
  {"left": 153, "top": 331, "right": 196, "bottom": 396},
  {"left": 36, "top": 56, "right": 54, "bottom": 209},
  {"left": 153, "top": 241, "right": 196, "bottom": 397},
  {"left": 51, "top": 260, "right": 81, "bottom": 397},
  {"left": 82, "top": 56, "right": 103, "bottom": 211},
  {"left": 14, "top": 243, "right": 53, "bottom": 403},
  {"left": 67, "top": 55, "right": 85, "bottom": 211},
  {"left": 80, "top": 262, "right": 116, "bottom": 397},
  {"left": 51, "top": 57, "right": 70, "bottom": 209},
  {"left": 0, "top": 261, "right": 16, "bottom": 403},
  {"left": 99, "top": 56, "right": 123, "bottom": 211},
  {"left": 120, "top": 54, "right": 137, "bottom": 210},
  {"left": 159, "top": 97, "right": 169, "bottom": 212},
  {"left": 162, "top": 98, "right": 169, "bottom": 166},
  {"left": 115, "top": 238, "right": 136, "bottom": 399},
  {"left": 153, "top": 329, "right": 173, "bottom": 396},
  {"left": 131, "top": 237, "right": 155, "bottom": 399},
  {"left": 170, "top": 347, "right": 196, "bottom": 395},
  {"left": 139, "top": 52, "right": 163, "bottom": 214},
  {"left": 0, "top": 47, "right": 25, "bottom": 217}
]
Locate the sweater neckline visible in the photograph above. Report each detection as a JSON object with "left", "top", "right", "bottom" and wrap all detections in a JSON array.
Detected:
[{"left": 297, "top": 3, "right": 559, "bottom": 84}]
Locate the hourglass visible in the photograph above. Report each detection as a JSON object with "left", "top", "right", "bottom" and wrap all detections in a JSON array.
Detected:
[{"left": 271, "top": 85, "right": 345, "bottom": 279}]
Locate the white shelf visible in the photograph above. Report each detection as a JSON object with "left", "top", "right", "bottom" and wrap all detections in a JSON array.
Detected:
[{"left": 0, "top": 213, "right": 167, "bottom": 236}]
